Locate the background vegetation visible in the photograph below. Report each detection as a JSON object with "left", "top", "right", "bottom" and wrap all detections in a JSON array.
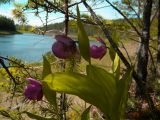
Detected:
[{"left": 0, "top": 15, "right": 16, "bottom": 31}]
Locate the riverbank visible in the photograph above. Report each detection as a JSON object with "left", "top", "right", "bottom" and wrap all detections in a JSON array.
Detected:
[
  {"left": 0, "top": 30, "right": 21, "bottom": 35},
  {"left": 45, "top": 31, "right": 97, "bottom": 41}
]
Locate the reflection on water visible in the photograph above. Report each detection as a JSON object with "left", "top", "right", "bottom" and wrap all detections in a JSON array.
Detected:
[{"left": 0, "top": 33, "right": 55, "bottom": 62}]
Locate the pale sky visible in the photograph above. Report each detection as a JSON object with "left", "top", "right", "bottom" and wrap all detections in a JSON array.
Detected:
[{"left": 0, "top": 0, "right": 122, "bottom": 26}]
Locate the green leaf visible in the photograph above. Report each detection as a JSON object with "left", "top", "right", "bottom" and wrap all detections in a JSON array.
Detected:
[
  {"left": 42, "top": 56, "right": 51, "bottom": 79},
  {"left": 111, "top": 32, "right": 120, "bottom": 46},
  {"left": 43, "top": 81, "right": 57, "bottom": 109},
  {"left": 109, "top": 46, "right": 116, "bottom": 61},
  {"left": 42, "top": 56, "right": 57, "bottom": 108},
  {"left": 86, "top": 65, "right": 116, "bottom": 117},
  {"left": 77, "top": 5, "right": 91, "bottom": 64},
  {"left": 111, "top": 68, "right": 132, "bottom": 120},
  {"left": 25, "top": 112, "right": 54, "bottom": 120},
  {"left": 43, "top": 65, "right": 116, "bottom": 118},
  {"left": 112, "top": 53, "right": 120, "bottom": 81},
  {"left": 81, "top": 106, "right": 91, "bottom": 120}
]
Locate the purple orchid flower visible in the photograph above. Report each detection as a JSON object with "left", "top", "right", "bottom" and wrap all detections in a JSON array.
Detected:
[
  {"left": 96, "top": 37, "right": 106, "bottom": 45},
  {"left": 52, "top": 35, "right": 77, "bottom": 59},
  {"left": 24, "top": 78, "right": 43, "bottom": 101},
  {"left": 90, "top": 45, "right": 106, "bottom": 59},
  {"left": 90, "top": 37, "right": 107, "bottom": 59}
]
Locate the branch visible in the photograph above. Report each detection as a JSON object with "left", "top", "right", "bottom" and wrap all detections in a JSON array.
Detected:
[
  {"left": 26, "top": 0, "right": 97, "bottom": 26},
  {"left": 120, "top": 41, "right": 132, "bottom": 64},
  {"left": 68, "top": 1, "right": 82, "bottom": 8},
  {"left": 105, "top": 0, "right": 141, "bottom": 37},
  {"left": 0, "top": 56, "right": 32, "bottom": 77},
  {"left": 0, "top": 58, "right": 18, "bottom": 85}
]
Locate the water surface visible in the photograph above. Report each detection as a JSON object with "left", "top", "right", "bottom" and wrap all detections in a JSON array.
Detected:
[
  {"left": 0, "top": 33, "right": 101, "bottom": 63},
  {"left": 0, "top": 33, "right": 54, "bottom": 63}
]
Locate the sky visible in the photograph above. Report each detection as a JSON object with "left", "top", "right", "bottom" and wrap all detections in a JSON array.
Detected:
[{"left": 0, "top": 0, "right": 122, "bottom": 26}]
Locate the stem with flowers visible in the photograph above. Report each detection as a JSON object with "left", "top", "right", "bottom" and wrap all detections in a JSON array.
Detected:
[{"left": 59, "top": 0, "right": 69, "bottom": 120}]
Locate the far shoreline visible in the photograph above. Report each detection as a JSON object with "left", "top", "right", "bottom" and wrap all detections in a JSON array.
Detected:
[
  {"left": 44, "top": 31, "right": 97, "bottom": 41},
  {"left": 0, "top": 30, "right": 22, "bottom": 35}
]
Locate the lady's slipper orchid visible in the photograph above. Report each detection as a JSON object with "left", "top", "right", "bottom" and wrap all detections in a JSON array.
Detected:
[
  {"left": 52, "top": 35, "right": 77, "bottom": 59},
  {"left": 24, "top": 78, "right": 43, "bottom": 101},
  {"left": 90, "top": 45, "right": 106, "bottom": 59},
  {"left": 90, "top": 37, "right": 107, "bottom": 59},
  {"left": 96, "top": 37, "right": 106, "bottom": 45}
]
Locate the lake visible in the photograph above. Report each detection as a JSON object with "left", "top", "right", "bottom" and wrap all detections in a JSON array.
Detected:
[
  {"left": 0, "top": 33, "right": 54, "bottom": 63},
  {"left": 0, "top": 33, "right": 100, "bottom": 63}
]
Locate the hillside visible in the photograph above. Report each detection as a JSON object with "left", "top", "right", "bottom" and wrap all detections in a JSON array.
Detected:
[
  {"left": 0, "top": 15, "right": 17, "bottom": 35},
  {"left": 40, "top": 19, "right": 137, "bottom": 37},
  {"left": 40, "top": 18, "right": 158, "bottom": 40}
]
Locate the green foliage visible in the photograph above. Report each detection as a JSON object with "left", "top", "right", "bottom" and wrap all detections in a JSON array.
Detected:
[
  {"left": 112, "top": 54, "right": 120, "bottom": 82},
  {"left": 16, "top": 24, "right": 34, "bottom": 32},
  {"left": 112, "top": 68, "right": 132, "bottom": 120},
  {"left": 0, "top": 15, "right": 16, "bottom": 31},
  {"left": 42, "top": 56, "right": 57, "bottom": 109},
  {"left": 81, "top": 106, "right": 91, "bottom": 120},
  {"left": 43, "top": 51, "right": 56, "bottom": 63},
  {"left": 43, "top": 82, "right": 57, "bottom": 108},
  {"left": 42, "top": 14, "right": 133, "bottom": 119},
  {"left": 0, "top": 2, "right": 141, "bottom": 120},
  {"left": 28, "top": 0, "right": 45, "bottom": 9},
  {"left": 43, "top": 63, "right": 132, "bottom": 120},
  {"left": 40, "top": 22, "right": 64, "bottom": 31},
  {"left": 109, "top": 46, "right": 116, "bottom": 61},
  {"left": 77, "top": 6, "right": 91, "bottom": 64},
  {"left": 42, "top": 56, "right": 52, "bottom": 79}
]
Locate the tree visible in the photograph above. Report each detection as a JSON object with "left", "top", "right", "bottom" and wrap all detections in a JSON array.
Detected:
[
  {"left": 0, "top": 15, "right": 16, "bottom": 31},
  {"left": 12, "top": 3, "right": 27, "bottom": 28},
  {"left": 157, "top": 0, "right": 160, "bottom": 63},
  {"left": 0, "top": 0, "right": 12, "bottom": 4}
]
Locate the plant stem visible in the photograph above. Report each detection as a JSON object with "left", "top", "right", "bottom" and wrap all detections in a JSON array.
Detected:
[{"left": 60, "top": 0, "right": 69, "bottom": 120}]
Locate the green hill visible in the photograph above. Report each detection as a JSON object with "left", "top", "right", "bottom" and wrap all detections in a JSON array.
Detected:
[
  {"left": 40, "top": 19, "right": 132, "bottom": 37},
  {"left": 0, "top": 15, "right": 17, "bottom": 35}
]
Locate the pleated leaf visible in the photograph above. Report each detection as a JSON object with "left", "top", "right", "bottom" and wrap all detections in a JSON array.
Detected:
[
  {"left": 43, "top": 65, "right": 116, "bottom": 118},
  {"left": 77, "top": 5, "right": 91, "bottom": 64},
  {"left": 111, "top": 68, "right": 132, "bottom": 120},
  {"left": 109, "top": 46, "right": 116, "bottom": 61},
  {"left": 42, "top": 56, "right": 51, "bottom": 79},
  {"left": 81, "top": 106, "right": 91, "bottom": 120},
  {"left": 112, "top": 53, "right": 120, "bottom": 82},
  {"left": 42, "top": 56, "right": 57, "bottom": 108}
]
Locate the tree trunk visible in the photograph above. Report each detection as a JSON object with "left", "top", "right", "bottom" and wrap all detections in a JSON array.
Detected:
[
  {"left": 136, "top": 0, "right": 152, "bottom": 96},
  {"left": 157, "top": 0, "right": 160, "bottom": 63}
]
